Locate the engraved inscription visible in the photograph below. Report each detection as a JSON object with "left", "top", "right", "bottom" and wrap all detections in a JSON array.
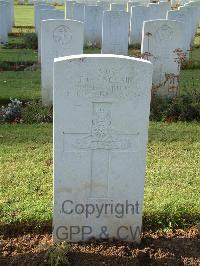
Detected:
[
  {"left": 65, "top": 68, "right": 143, "bottom": 99},
  {"left": 53, "top": 25, "right": 72, "bottom": 46},
  {"left": 74, "top": 103, "right": 131, "bottom": 150},
  {"left": 63, "top": 102, "right": 140, "bottom": 199},
  {"left": 155, "top": 25, "right": 173, "bottom": 43}
]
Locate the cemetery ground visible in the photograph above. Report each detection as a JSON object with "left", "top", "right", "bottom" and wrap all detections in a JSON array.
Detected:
[{"left": 0, "top": 5, "right": 200, "bottom": 266}]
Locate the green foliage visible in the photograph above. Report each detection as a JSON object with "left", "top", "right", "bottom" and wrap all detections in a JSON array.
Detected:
[
  {"left": 0, "top": 71, "right": 41, "bottom": 104},
  {"left": 150, "top": 95, "right": 200, "bottom": 122},
  {"left": 0, "top": 98, "right": 22, "bottom": 123},
  {"left": 23, "top": 33, "right": 38, "bottom": 50},
  {"left": 21, "top": 100, "right": 53, "bottom": 123},
  {"left": 45, "top": 242, "right": 70, "bottom": 266}
]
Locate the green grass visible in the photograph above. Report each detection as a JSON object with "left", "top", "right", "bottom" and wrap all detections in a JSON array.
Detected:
[
  {"left": 14, "top": 4, "right": 64, "bottom": 27},
  {"left": 14, "top": 5, "right": 34, "bottom": 26},
  {"left": 0, "top": 67, "right": 199, "bottom": 104},
  {"left": 180, "top": 69, "right": 200, "bottom": 95},
  {"left": 0, "top": 123, "right": 199, "bottom": 229},
  {"left": 0, "top": 48, "right": 37, "bottom": 62},
  {"left": 0, "top": 70, "right": 41, "bottom": 103}
]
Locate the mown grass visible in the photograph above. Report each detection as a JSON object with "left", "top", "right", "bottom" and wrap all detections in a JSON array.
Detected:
[
  {"left": 0, "top": 48, "right": 37, "bottom": 62},
  {"left": 180, "top": 69, "right": 200, "bottom": 95},
  {"left": 14, "top": 4, "right": 64, "bottom": 27},
  {"left": 0, "top": 68, "right": 199, "bottom": 104},
  {"left": 0, "top": 123, "right": 199, "bottom": 230},
  {"left": 15, "top": 5, "right": 34, "bottom": 26},
  {"left": 0, "top": 71, "right": 41, "bottom": 103}
]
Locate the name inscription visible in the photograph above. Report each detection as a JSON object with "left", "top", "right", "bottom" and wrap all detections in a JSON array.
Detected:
[{"left": 66, "top": 68, "right": 142, "bottom": 99}]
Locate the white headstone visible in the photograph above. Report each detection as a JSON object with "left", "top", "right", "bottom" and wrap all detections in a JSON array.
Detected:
[
  {"left": 65, "top": 0, "right": 76, "bottom": 19},
  {"left": 97, "top": 1, "right": 110, "bottom": 10},
  {"left": 167, "top": 9, "right": 191, "bottom": 54},
  {"left": 158, "top": 1, "right": 171, "bottom": 17},
  {"left": 73, "top": 3, "right": 85, "bottom": 22},
  {"left": 0, "top": 2, "right": 8, "bottom": 43},
  {"left": 38, "top": 9, "right": 64, "bottom": 60},
  {"left": 185, "top": 2, "right": 200, "bottom": 24},
  {"left": 111, "top": 3, "right": 127, "bottom": 11},
  {"left": 53, "top": 54, "right": 153, "bottom": 243},
  {"left": 102, "top": 11, "right": 129, "bottom": 55},
  {"left": 34, "top": 4, "right": 55, "bottom": 33},
  {"left": 129, "top": 5, "right": 148, "bottom": 45},
  {"left": 127, "top": 1, "right": 143, "bottom": 13},
  {"left": 141, "top": 19, "right": 185, "bottom": 97},
  {"left": 84, "top": 5, "right": 103, "bottom": 47},
  {"left": 7, "top": 0, "right": 14, "bottom": 29},
  {"left": 147, "top": 3, "right": 167, "bottom": 20},
  {"left": 41, "top": 19, "right": 84, "bottom": 105},
  {"left": 179, "top": 5, "right": 199, "bottom": 41}
]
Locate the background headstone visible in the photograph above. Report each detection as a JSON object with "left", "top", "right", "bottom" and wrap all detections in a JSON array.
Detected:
[
  {"left": 129, "top": 5, "right": 148, "bottom": 46},
  {"left": 102, "top": 11, "right": 129, "bottom": 55},
  {"left": 65, "top": 0, "right": 76, "bottom": 19},
  {"left": 141, "top": 19, "right": 185, "bottom": 97},
  {"left": 41, "top": 19, "right": 84, "bottom": 105},
  {"left": 111, "top": 3, "right": 127, "bottom": 11},
  {"left": 38, "top": 9, "right": 64, "bottom": 60},
  {"left": 84, "top": 5, "right": 103, "bottom": 47},
  {"left": 0, "top": 2, "right": 8, "bottom": 43},
  {"left": 73, "top": 3, "right": 85, "bottom": 22}
]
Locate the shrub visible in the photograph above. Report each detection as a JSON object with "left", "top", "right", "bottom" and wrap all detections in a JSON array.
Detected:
[
  {"left": 21, "top": 100, "right": 53, "bottom": 123},
  {"left": 150, "top": 94, "right": 200, "bottom": 122},
  {"left": 0, "top": 99, "right": 22, "bottom": 123},
  {"left": 23, "top": 33, "right": 38, "bottom": 50}
]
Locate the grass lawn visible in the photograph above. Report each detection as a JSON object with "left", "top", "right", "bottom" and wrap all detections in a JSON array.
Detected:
[
  {"left": 180, "top": 69, "right": 200, "bottom": 95},
  {"left": 0, "top": 4, "right": 199, "bottom": 234},
  {"left": 0, "top": 48, "right": 37, "bottom": 63},
  {"left": 0, "top": 68, "right": 199, "bottom": 104},
  {"left": 0, "top": 122, "right": 199, "bottom": 230},
  {"left": 0, "top": 71, "right": 41, "bottom": 103},
  {"left": 14, "top": 4, "right": 64, "bottom": 27},
  {"left": 14, "top": 5, "right": 34, "bottom": 26}
]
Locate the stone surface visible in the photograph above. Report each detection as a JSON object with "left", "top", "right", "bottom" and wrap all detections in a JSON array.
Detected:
[
  {"left": 65, "top": 0, "right": 76, "bottom": 19},
  {"left": 0, "top": 2, "right": 8, "bottom": 43},
  {"left": 179, "top": 5, "right": 199, "bottom": 41},
  {"left": 38, "top": 9, "right": 64, "bottom": 60},
  {"left": 73, "top": 3, "right": 85, "bottom": 22},
  {"left": 158, "top": 1, "right": 171, "bottom": 17},
  {"left": 41, "top": 19, "right": 84, "bottom": 105},
  {"left": 167, "top": 9, "right": 191, "bottom": 54},
  {"left": 127, "top": 1, "right": 143, "bottom": 13},
  {"left": 185, "top": 2, "right": 200, "bottom": 25},
  {"left": 111, "top": 3, "right": 127, "bottom": 11},
  {"left": 141, "top": 19, "right": 185, "bottom": 97},
  {"left": 147, "top": 3, "right": 169, "bottom": 20},
  {"left": 102, "top": 11, "right": 129, "bottom": 55},
  {"left": 129, "top": 5, "right": 148, "bottom": 45},
  {"left": 84, "top": 5, "right": 103, "bottom": 47},
  {"left": 53, "top": 54, "right": 153, "bottom": 243},
  {"left": 97, "top": 1, "right": 110, "bottom": 11},
  {"left": 34, "top": 4, "right": 55, "bottom": 33}
]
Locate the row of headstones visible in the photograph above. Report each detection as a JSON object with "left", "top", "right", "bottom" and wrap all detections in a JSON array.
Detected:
[
  {"left": 0, "top": 0, "right": 14, "bottom": 43},
  {"left": 20, "top": 0, "right": 151, "bottom": 6},
  {"left": 17, "top": 0, "right": 65, "bottom": 4},
  {"left": 40, "top": 0, "right": 200, "bottom": 105},
  {"left": 36, "top": 0, "right": 173, "bottom": 52}
]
